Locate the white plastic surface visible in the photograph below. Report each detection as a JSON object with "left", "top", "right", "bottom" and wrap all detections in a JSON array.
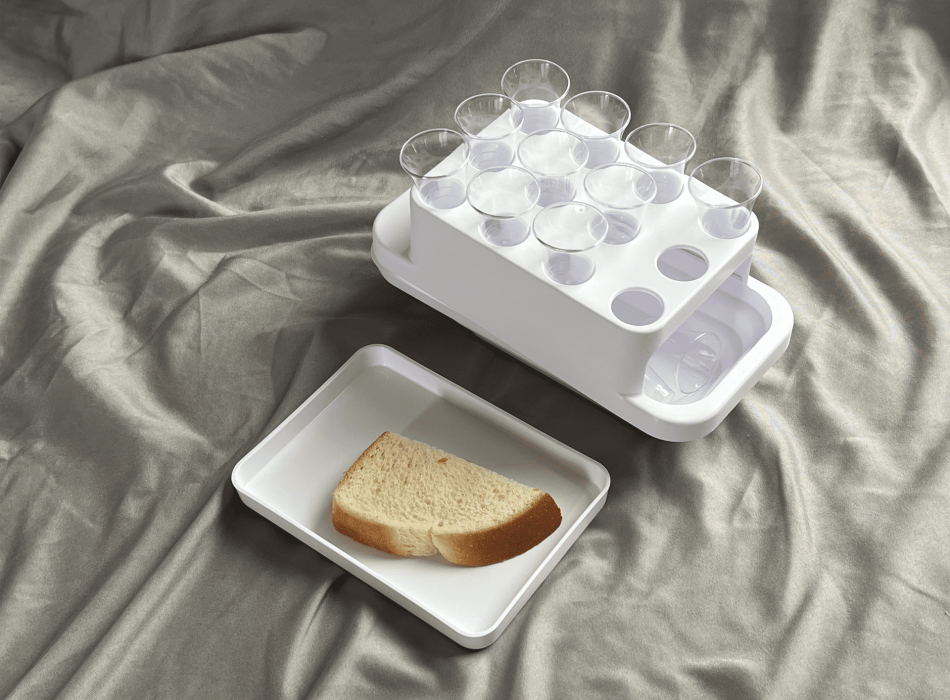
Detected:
[
  {"left": 372, "top": 158, "right": 794, "bottom": 440},
  {"left": 231, "top": 344, "right": 610, "bottom": 649}
]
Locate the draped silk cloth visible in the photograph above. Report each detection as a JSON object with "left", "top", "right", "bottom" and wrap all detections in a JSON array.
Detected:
[{"left": 1, "top": 1, "right": 948, "bottom": 697}]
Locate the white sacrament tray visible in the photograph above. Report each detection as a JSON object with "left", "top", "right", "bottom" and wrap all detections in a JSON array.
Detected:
[
  {"left": 232, "top": 344, "right": 609, "bottom": 648},
  {"left": 372, "top": 140, "right": 793, "bottom": 442}
]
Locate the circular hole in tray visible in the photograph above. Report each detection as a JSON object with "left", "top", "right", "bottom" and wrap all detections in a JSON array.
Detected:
[
  {"left": 611, "top": 289, "right": 664, "bottom": 326},
  {"left": 657, "top": 246, "right": 708, "bottom": 281}
]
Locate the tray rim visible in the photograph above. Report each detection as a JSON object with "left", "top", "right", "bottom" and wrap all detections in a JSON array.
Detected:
[{"left": 231, "top": 343, "right": 611, "bottom": 648}]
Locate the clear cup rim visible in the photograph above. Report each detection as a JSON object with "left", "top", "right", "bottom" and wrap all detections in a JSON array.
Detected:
[
  {"left": 623, "top": 122, "right": 697, "bottom": 169},
  {"left": 399, "top": 128, "right": 470, "bottom": 180},
  {"left": 517, "top": 128, "right": 590, "bottom": 176},
  {"left": 560, "top": 90, "right": 632, "bottom": 139},
  {"left": 454, "top": 93, "right": 524, "bottom": 139},
  {"left": 466, "top": 165, "right": 540, "bottom": 218},
  {"left": 687, "top": 157, "right": 763, "bottom": 209},
  {"left": 583, "top": 162, "right": 658, "bottom": 209},
  {"left": 532, "top": 201, "right": 608, "bottom": 252},
  {"left": 501, "top": 58, "right": 571, "bottom": 105},
  {"left": 675, "top": 332, "right": 722, "bottom": 393}
]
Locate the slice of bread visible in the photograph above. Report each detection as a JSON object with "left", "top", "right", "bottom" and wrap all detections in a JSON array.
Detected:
[{"left": 331, "top": 432, "right": 562, "bottom": 566}]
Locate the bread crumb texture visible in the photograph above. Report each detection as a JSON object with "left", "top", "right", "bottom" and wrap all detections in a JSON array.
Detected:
[{"left": 332, "top": 432, "right": 562, "bottom": 566}]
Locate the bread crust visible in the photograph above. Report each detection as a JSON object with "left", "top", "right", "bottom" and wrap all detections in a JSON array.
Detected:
[
  {"left": 332, "top": 497, "right": 406, "bottom": 556},
  {"left": 431, "top": 492, "right": 562, "bottom": 566}
]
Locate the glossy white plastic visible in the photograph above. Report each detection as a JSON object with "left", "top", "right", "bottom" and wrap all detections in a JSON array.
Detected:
[
  {"left": 371, "top": 138, "right": 793, "bottom": 441},
  {"left": 232, "top": 345, "right": 610, "bottom": 648}
]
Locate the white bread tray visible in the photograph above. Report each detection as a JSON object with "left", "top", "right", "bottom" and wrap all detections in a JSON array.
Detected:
[
  {"left": 372, "top": 158, "right": 793, "bottom": 441},
  {"left": 231, "top": 344, "right": 610, "bottom": 649}
]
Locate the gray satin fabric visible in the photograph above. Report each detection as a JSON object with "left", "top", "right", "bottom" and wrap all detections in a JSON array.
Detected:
[{"left": 1, "top": 0, "right": 948, "bottom": 698}]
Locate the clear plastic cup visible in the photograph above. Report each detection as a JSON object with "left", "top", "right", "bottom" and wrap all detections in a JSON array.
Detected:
[
  {"left": 688, "top": 158, "right": 763, "bottom": 239},
  {"left": 466, "top": 166, "right": 540, "bottom": 247},
  {"left": 559, "top": 91, "right": 631, "bottom": 168},
  {"left": 643, "top": 327, "right": 722, "bottom": 403},
  {"left": 583, "top": 163, "right": 657, "bottom": 245},
  {"left": 623, "top": 123, "right": 697, "bottom": 205},
  {"left": 399, "top": 129, "right": 470, "bottom": 209},
  {"left": 532, "top": 202, "right": 608, "bottom": 285},
  {"left": 501, "top": 59, "right": 571, "bottom": 134},
  {"left": 454, "top": 94, "right": 524, "bottom": 173},
  {"left": 517, "top": 129, "right": 589, "bottom": 208}
]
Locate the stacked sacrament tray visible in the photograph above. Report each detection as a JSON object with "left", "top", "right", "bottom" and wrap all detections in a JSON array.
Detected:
[{"left": 372, "top": 113, "right": 793, "bottom": 442}]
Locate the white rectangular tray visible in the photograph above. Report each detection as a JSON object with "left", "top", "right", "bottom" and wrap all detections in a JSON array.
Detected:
[{"left": 231, "top": 344, "right": 610, "bottom": 649}]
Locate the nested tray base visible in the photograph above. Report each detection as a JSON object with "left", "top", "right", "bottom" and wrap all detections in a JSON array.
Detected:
[{"left": 372, "top": 191, "right": 793, "bottom": 442}]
